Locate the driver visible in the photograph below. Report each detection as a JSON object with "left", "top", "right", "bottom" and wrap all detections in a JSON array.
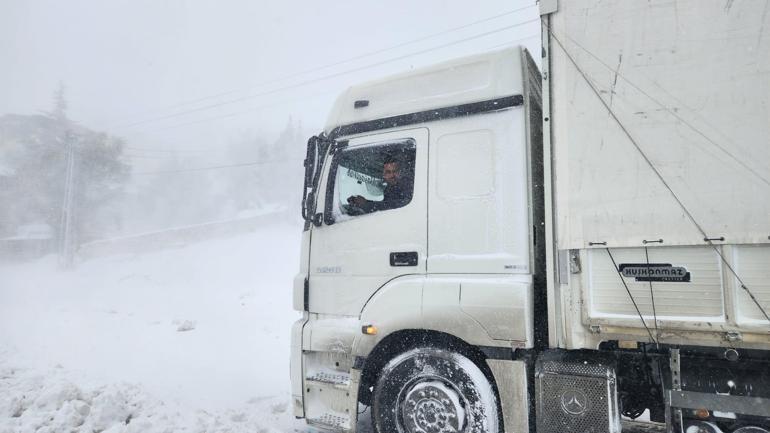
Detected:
[{"left": 347, "top": 157, "right": 411, "bottom": 214}]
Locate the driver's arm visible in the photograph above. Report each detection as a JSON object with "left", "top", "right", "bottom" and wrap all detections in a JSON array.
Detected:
[{"left": 347, "top": 195, "right": 375, "bottom": 213}]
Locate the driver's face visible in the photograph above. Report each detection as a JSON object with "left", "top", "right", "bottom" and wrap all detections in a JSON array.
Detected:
[{"left": 382, "top": 162, "right": 400, "bottom": 185}]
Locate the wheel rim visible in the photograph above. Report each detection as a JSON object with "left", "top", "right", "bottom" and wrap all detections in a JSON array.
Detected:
[{"left": 398, "top": 378, "right": 467, "bottom": 433}]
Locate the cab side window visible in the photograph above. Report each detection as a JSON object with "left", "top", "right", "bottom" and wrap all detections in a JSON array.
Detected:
[{"left": 326, "top": 140, "right": 416, "bottom": 223}]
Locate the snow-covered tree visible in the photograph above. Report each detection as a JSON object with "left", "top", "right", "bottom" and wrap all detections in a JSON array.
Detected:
[{"left": 0, "top": 86, "right": 130, "bottom": 243}]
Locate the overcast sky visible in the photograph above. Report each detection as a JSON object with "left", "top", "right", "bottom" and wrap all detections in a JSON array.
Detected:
[{"left": 0, "top": 0, "right": 540, "bottom": 153}]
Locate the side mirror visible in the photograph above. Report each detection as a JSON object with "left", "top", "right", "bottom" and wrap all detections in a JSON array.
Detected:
[
  {"left": 301, "top": 133, "right": 333, "bottom": 225},
  {"left": 301, "top": 136, "right": 319, "bottom": 222},
  {"left": 304, "top": 136, "right": 318, "bottom": 188}
]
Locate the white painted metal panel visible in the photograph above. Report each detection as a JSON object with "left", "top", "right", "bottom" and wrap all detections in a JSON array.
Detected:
[
  {"left": 325, "top": 47, "right": 526, "bottom": 132},
  {"left": 290, "top": 316, "right": 306, "bottom": 417},
  {"left": 549, "top": 0, "right": 770, "bottom": 249},
  {"left": 459, "top": 276, "right": 533, "bottom": 343},
  {"left": 293, "top": 230, "right": 311, "bottom": 311},
  {"left": 308, "top": 128, "right": 428, "bottom": 316},
  {"left": 733, "top": 245, "right": 770, "bottom": 325},
  {"left": 427, "top": 110, "right": 530, "bottom": 274},
  {"left": 587, "top": 247, "right": 725, "bottom": 322},
  {"left": 436, "top": 130, "right": 495, "bottom": 199}
]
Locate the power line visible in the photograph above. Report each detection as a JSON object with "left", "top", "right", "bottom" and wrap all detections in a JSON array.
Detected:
[
  {"left": 119, "top": 31, "right": 540, "bottom": 160},
  {"left": 115, "top": 20, "right": 539, "bottom": 129},
  {"left": 109, "top": 4, "right": 537, "bottom": 124},
  {"left": 118, "top": 33, "right": 539, "bottom": 142},
  {"left": 112, "top": 18, "right": 541, "bottom": 130},
  {"left": 279, "top": 5, "right": 537, "bottom": 80},
  {"left": 485, "top": 34, "right": 541, "bottom": 52},
  {"left": 123, "top": 146, "right": 223, "bottom": 154},
  {"left": 123, "top": 152, "right": 226, "bottom": 159},
  {"left": 123, "top": 33, "right": 539, "bottom": 136},
  {"left": 132, "top": 159, "right": 302, "bottom": 175},
  {"left": 129, "top": 88, "right": 339, "bottom": 136},
  {"left": 123, "top": 154, "right": 179, "bottom": 160}
]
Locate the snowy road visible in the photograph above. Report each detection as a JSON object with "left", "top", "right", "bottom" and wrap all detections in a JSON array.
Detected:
[{"left": 0, "top": 223, "right": 362, "bottom": 432}]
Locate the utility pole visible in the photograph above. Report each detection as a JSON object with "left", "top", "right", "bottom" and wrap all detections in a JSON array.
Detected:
[{"left": 59, "top": 131, "right": 77, "bottom": 269}]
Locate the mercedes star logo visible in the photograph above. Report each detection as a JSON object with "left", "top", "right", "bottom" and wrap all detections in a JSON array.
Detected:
[{"left": 560, "top": 389, "right": 589, "bottom": 416}]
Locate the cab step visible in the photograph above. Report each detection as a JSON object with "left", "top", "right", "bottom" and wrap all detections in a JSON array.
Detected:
[
  {"left": 306, "top": 371, "right": 351, "bottom": 389},
  {"left": 307, "top": 412, "right": 352, "bottom": 433}
]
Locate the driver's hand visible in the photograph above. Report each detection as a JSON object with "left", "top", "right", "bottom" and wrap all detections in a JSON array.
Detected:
[{"left": 347, "top": 195, "right": 367, "bottom": 207}]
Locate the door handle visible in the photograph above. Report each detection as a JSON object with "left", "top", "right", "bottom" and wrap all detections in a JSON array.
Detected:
[{"left": 390, "top": 252, "right": 418, "bottom": 267}]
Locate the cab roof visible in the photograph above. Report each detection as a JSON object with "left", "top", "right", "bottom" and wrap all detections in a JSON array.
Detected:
[{"left": 324, "top": 46, "right": 528, "bottom": 135}]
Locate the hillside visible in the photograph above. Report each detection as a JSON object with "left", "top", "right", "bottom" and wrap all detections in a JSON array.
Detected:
[{"left": 0, "top": 224, "right": 306, "bottom": 432}]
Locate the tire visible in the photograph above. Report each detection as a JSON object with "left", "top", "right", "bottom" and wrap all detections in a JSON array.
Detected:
[{"left": 372, "top": 347, "right": 499, "bottom": 433}]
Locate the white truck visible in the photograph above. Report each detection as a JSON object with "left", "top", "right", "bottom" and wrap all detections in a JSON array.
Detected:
[{"left": 291, "top": 1, "right": 770, "bottom": 432}]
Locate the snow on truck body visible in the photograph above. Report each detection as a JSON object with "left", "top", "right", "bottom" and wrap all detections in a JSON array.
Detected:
[{"left": 292, "top": 2, "right": 770, "bottom": 433}]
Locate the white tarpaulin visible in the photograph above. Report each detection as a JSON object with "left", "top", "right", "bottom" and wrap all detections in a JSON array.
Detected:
[{"left": 549, "top": 0, "right": 770, "bottom": 249}]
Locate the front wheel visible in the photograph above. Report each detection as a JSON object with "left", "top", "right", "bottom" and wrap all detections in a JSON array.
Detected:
[{"left": 372, "top": 347, "right": 499, "bottom": 433}]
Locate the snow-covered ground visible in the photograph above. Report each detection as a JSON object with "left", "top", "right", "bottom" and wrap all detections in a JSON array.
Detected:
[{"left": 0, "top": 222, "right": 314, "bottom": 432}]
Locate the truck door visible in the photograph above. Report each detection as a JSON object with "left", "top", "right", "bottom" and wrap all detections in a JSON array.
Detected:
[{"left": 308, "top": 128, "right": 428, "bottom": 316}]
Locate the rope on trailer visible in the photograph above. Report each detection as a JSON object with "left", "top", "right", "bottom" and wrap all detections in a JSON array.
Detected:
[
  {"left": 548, "top": 28, "right": 770, "bottom": 328},
  {"left": 644, "top": 246, "right": 661, "bottom": 348},
  {"left": 606, "top": 248, "right": 658, "bottom": 345}
]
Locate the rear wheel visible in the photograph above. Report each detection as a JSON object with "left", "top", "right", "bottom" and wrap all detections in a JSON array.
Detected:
[{"left": 372, "top": 347, "right": 499, "bottom": 433}]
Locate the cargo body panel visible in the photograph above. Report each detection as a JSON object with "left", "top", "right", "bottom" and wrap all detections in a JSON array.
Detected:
[{"left": 546, "top": 0, "right": 770, "bottom": 349}]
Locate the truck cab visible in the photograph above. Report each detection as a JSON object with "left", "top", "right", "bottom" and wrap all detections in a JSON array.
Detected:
[{"left": 292, "top": 46, "right": 543, "bottom": 433}]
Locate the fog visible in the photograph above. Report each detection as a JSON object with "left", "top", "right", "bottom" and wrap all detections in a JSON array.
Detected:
[
  {"left": 0, "top": 0, "right": 539, "bottom": 239},
  {"left": 0, "top": 1, "right": 539, "bottom": 431}
]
